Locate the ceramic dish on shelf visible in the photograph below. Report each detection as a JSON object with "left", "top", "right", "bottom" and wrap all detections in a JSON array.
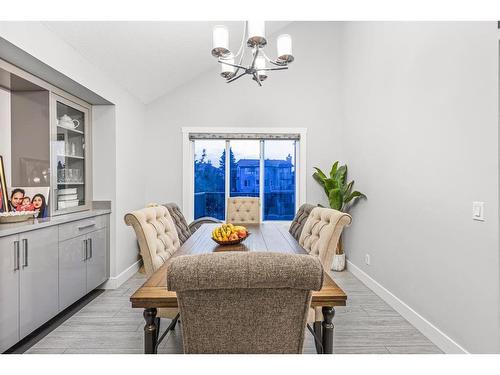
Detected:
[{"left": 0, "top": 211, "right": 38, "bottom": 224}]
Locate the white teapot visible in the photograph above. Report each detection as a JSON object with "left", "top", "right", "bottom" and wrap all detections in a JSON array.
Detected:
[{"left": 58, "top": 114, "right": 80, "bottom": 129}]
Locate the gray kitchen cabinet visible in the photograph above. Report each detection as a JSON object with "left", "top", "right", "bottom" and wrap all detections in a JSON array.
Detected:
[
  {"left": 0, "top": 235, "right": 20, "bottom": 352},
  {"left": 86, "top": 228, "right": 107, "bottom": 292},
  {"left": 19, "top": 226, "right": 59, "bottom": 338},
  {"left": 59, "top": 235, "right": 87, "bottom": 311},
  {"left": 58, "top": 224, "right": 107, "bottom": 311},
  {"left": 0, "top": 212, "right": 110, "bottom": 352}
]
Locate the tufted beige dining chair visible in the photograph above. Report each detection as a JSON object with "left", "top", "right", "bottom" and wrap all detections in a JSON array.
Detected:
[
  {"left": 167, "top": 252, "right": 323, "bottom": 353},
  {"left": 226, "top": 197, "right": 260, "bottom": 224},
  {"left": 299, "top": 206, "right": 352, "bottom": 352},
  {"left": 124, "top": 206, "right": 180, "bottom": 323}
]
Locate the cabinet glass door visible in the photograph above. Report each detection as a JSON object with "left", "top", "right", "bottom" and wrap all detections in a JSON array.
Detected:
[{"left": 52, "top": 95, "right": 89, "bottom": 213}]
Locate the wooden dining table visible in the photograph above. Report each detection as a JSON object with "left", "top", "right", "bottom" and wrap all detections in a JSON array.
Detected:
[{"left": 130, "top": 223, "right": 347, "bottom": 354}]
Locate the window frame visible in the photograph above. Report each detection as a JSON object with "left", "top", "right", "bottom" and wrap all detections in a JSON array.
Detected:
[{"left": 182, "top": 127, "right": 307, "bottom": 223}]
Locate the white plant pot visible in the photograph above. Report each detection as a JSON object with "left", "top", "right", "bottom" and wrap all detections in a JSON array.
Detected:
[{"left": 332, "top": 253, "right": 346, "bottom": 271}]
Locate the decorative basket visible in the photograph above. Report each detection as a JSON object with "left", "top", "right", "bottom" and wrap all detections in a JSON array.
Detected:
[
  {"left": 0, "top": 211, "right": 38, "bottom": 224},
  {"left": 211, "top": 232, "right": 250, "bottom": 246}
]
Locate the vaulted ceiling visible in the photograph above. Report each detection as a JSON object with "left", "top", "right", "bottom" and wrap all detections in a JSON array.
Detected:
[{"left": 43, "top": 21, "right": 291, "bottom": 104}]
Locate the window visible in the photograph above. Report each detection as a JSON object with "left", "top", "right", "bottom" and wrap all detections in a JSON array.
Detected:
[
  {"left": 263, "top": 140, "right": 296, "bottom": 221},
  {"left": 184, "top": 128, "right": 306, "bottom": 222},
  {"left": 193, "top": 140, "right": 225, "bottom": 220},
  {"left": 230, "top": 140, "right": 260, "bottom": 198}
]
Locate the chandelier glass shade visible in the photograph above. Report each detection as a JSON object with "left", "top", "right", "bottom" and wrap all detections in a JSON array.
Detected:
[{"left": 211, "top": 21, "right": 294, "bottom": 86}]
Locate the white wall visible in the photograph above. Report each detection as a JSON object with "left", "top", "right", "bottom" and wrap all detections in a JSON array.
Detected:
[
  {"left": 92, "top": 105, "right": 117, "bottom": 276},
  {"left": 145, "top": 22, "right": 343, "bottom": 210},
  {"left": 0, "top": 22, "right": 146, "bottom": 281},
  {"left": 0, "top": 89, "right": 11, "bottom": 184},
  {"left": 338, "top": 22, "right": 499, "bottom": 353}
]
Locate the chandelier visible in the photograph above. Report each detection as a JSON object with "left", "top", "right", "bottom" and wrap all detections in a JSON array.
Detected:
[{"left": 211, "top": 21, "right": 294, "bottom": 86}]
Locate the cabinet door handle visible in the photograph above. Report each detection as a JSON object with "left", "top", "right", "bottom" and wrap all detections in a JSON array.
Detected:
[
  {"left": 14, "top": 241, "right": 20, "bottom": 271},
  {"left": 22, "top": 239, "right": 28, "bottom": 267},
  {"left": 78, "top": 223, "right": 96, "bottom": 230},
  {"left": 89, "top": 238, "right": 93, "bottom": 259},
  {"left": 83, "top": 239, "right": 87, "bottom": 261}
]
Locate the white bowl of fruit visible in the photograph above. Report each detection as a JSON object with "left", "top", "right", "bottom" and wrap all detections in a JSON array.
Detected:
[{"left": 211, "top": 223, "right": 249, "bottom": 245}]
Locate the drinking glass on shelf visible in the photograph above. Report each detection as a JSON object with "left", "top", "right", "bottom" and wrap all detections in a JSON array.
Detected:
[
  {"left": 68, "top": 169, "right": 74, "bottom": 183},
  {"left": 74, "top": 169, "right": 82, "bottom": 183},
  {"left": 57, "top": 169, "right": 65, "bottom": 183}
]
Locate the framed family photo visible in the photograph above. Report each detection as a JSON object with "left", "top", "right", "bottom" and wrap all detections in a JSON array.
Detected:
[
  {"left": 0, "top": 156, "right": 9, "bottom": 213},
  {"left": 9, "top": 186, "right": 50, "bottom": 218}
]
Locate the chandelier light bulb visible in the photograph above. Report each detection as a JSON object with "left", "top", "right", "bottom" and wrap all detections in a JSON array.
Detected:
[
  {"left": 220, "top": 55, "right": 235, "bottom": 79},
  {"left": 254, "top": 56, "right": 267, "bottom": 81},
  {"left": 212, "top": 25, "right": 230, "bottom": 57},
  {"left": 277, "top": 34, "right": 294, "bottom": 63},
  {"left": 247, "top": 20, "right": 266, "bottom": 47}
]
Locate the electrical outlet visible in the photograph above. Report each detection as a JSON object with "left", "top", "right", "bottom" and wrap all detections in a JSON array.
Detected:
[{"left": 365, "top": 254, "right": 371, "bottom": 265}]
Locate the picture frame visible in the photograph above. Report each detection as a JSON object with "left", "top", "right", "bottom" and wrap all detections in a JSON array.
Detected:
[
  {"left": 9, "top": 186, "right": 50, "bottom": 218},
  {"left": 0, "top": 156, "right": 9, "bottom": 213}
]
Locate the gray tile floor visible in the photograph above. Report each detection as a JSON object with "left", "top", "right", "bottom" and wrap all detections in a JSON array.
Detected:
[{"left": 26, "top": 270, "right": 442, "bottom": 354}]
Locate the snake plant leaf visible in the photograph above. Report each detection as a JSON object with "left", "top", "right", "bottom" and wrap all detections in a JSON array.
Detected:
[
  {"left": 312, "top": 172, "right": 325, "bottom": 186},
  {"left": 328, "top": 188, "right": 343, "bottom": 210},
  {"left": 336, "top": 165, "right": 347, "bottom": 185},
  {"left": 313, "top": 172, "right": 331, "bottom": 196},
  {"left": 324, "top": 178, "right": 336, "bottom": 191},
  {"left": 344, "top": 180, "right": 354, "bottom": 195},
  {"left": 345, "top": 190, "right": 367, "bottom": 203},
  {"left": 313, "top": 167, "right": 327, "bottom": 181},
  {"left": 329, "top": 161, "right": 339, "bottom": 179}
]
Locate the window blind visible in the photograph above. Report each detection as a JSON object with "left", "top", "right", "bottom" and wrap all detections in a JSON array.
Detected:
[{"left": 188, "top": 132, "right": 300, "bottom": 141}]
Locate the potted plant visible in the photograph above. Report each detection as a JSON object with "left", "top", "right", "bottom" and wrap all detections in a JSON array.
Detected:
[{"left": 312, "top": 161, "right": 366, "bottom": 271}]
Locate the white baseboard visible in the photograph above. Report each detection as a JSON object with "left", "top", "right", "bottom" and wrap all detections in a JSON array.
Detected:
[
  {"left": 346, "top": 260, "right": 468, "bottom": 354},
  {"left": 99, "top": 259, "right": 142, "bottom": 290}
]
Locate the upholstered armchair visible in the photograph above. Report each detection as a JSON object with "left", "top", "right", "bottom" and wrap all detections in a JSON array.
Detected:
[
  {"left": 124, "top": 206, "right": 181, "bottom": 336},
  {"left": 226, "top": 197, "right": 260, "bottom": 224},
  {"left": 289, "top": 203, "right": 316, "bottom": 241},
  {"left": 167, "top": 252, "right": 323, "bottom": 354},
  {"left": 299, "top": 206, "right": 352, "bottom": 352},
  {"left": 164, "top": 202, "right": 221, "bottom": 245}
]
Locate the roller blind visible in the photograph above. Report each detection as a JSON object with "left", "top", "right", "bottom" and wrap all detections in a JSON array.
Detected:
[{"left": 188, "top": 132, "right": 300, "bottom": 141}]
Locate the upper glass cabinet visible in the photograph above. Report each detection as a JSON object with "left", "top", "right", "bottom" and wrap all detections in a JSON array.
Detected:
[{"left": 51, "top": 94, "right": 91, "bottom": 215}]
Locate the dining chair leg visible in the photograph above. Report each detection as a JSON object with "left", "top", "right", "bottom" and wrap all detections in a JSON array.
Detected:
[
  {"left": 307, "top": 323, "right": 323, "bottom": 354},
  {"left": 313, "top": 321, "right": 323, "bottom": 354},
  {"left": 321, "top": 306, "right": 335, "bottom": 354},
  {"left": 154, "top": 313, "right": 180, "bottom": 352},
  {"left": 143, "top": 308, "right": 158, "bottom": 354},
  {"left": 170, "top": 314, "right": 179, "bottom": 331}
]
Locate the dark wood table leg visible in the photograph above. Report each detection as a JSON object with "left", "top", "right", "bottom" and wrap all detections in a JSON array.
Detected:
[
  {"left": 321, "top": 306, "right": 335, "bottom": 354},
  {"left": 143, "top": 308, "right": 158, "bottom": 354}
]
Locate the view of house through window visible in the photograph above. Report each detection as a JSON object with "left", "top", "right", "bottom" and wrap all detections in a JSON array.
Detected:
[
  {"left": 230, "top": 140, "right": 260, "bottom": 198},
  {"left": 194, "top": 140, "right": 225, "bottom": 220},
  {"left": 263, "top": 140, "right": 296, "bottom": 220},
  {"left": 193, "top": 138, "right": 297, "bottom": 221}
]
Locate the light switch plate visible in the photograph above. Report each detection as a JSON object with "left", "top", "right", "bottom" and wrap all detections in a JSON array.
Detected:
[{"left": 472, "top": 201, "right": 485, "bottom": 221}]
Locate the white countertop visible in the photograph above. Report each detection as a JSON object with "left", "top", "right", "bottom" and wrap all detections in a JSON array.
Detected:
[{"left": 0, "top": 209, "right": 111, "bottom": 237}]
